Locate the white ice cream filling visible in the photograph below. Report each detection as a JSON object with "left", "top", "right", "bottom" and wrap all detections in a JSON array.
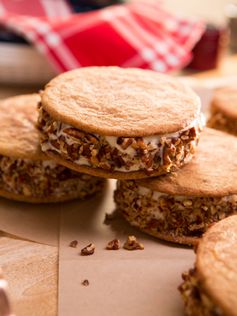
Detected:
[{"left": 42, "top": 114, "right": 204, "bottom": 172}]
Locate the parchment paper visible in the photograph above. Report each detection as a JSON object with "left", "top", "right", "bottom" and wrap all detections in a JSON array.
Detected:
[
  {"left": 58, "top": 181, "right": 194, "bottom": 316},
  {"left": 0, "top": 198, "right": 59, "bottom": 246}
]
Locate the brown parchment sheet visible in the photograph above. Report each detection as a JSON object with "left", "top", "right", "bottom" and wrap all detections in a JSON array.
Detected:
[
  {"left": 58, "top": 181, "right": 195, "bottom": 316},
  {"left": 0, "top": 198, "right": 59, "bottom": 246}
]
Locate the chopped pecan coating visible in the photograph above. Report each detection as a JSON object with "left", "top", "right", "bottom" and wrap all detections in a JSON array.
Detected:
[
  {"left": 37, "top": 104, "right": 202, "bottom": 174},
  {"left": 0, "top": 155, "right": 103, "bottom": 199},
  {"left": 114, "top": 181, "right": 237, "bottom": 240},
  {"left": 179, "top": 268, "right": 223, "bottom": 316}
]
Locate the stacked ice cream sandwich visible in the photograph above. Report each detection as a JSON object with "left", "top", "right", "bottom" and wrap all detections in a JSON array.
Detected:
[
  {"left": 37, "top": 67, "right": 202, "bottom": 179},
  {"left": 0, "top": 94, "right": 104, "bottom": 203},
  {"left": 2, "top": 66, "right": 237, "bottom": 244},
  {"left": 179, "top": 215, "right": 237, "bottom": 316},
  {"left": 208, "top": 86, "right": 237, "bottom": 136},
  {"left": 35, "top": 66, "right": 237, "bottom": 244}
]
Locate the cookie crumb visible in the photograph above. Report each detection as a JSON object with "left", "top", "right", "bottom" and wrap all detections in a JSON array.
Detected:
[
  {"left": 82, "top": 279, "right": 89, "bottom": 286},
  {"left": 69, "top": 240, "right": 78, "bottom": 248},
  {"left": 106, "top": 239, "right": 120, "bottom": 250},
  {"left": 81, "top": 243, "right": 95, "bottom": 256},
  {"left": 123, "top": 235, "right": 144, "bottom": 250}
]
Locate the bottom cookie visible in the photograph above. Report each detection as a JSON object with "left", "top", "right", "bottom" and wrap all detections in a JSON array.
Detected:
[
  {"left": 0, "top": 156, "right": 104, "bottom": 203},
  {"left": 207, "top": 110, "right": 237, "bottom": 136},
  {"left": 114, "top": 128, "right": 237, "bottom": 245},
  {"left": 179, "top": 215, "right": 237, "bottom": 316},
  {"left": 114, "top": 180, "right": 237, "bottom": 246},
  {"left": 207, "top": 86, "right": 237, "bottom": 137}
]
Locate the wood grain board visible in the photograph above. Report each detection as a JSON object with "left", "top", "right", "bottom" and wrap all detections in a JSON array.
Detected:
[{"left": 0, "top": 234, "right": 57, "bottom": 316}]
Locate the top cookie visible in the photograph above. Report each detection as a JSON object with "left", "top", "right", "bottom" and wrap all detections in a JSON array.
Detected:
[
  {"left": 212, "top": 86, "right": 237, "bottom": 119},
  {"left": 0, "top": 94, "right": 46, "bottom": 160},
  {"left": 138, "top": 128, "right": 237, "bottom": 196},
  {"left": 41, "top": 67, "right": 201, "bottom": 137},
  {"left": 197, "top": 215, "right": 237, "bottom": 316}
]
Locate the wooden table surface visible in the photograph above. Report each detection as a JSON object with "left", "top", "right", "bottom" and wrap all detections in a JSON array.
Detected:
[
  {"left": 0, "top": 54, "right": 236, "bottom": 316},
  {"left": 0, "top": 235, "right": 57, "bottom": 316}
]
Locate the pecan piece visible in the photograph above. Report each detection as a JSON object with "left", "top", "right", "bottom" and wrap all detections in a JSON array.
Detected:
[
  {"left": 90, "top": 155, "right": 99, "bottom": 165},
  {"left": 189, "top": 127, "right": 197, "bottom": 140},
  {"left": 99, "top": 162, "right": 111, "bottom": 170},
  {"left": 120, "top": 138, "right": 133, "bottom": 150},
  {"left": 116, "top": 137, "right": 124, "bottom": 145},
  {"left": 46, "top": 121, "right": 57, "bottom": 133},
  {"left": 123, "top": 236, "right": 144, "bottom": 250},
  {"left": 183, "top": 200, "right": 193, "bottom": 207},
  {"left": 143, "top": 154, "right": 153, "bottom": 169},
  {"left": 50, "top": 140, "right": 60, "bottom": 150},
  {"left": 81, "top": 279, "right": 89, "bottom": 286},
  {"left": 69, "top": 240, "right": 78, "bottom": 248},
  {"left": 136, "top": 139, "right": 147, "bottom": 150},
  {"left": 103, "top": 211, "right": 118, "bottom": 224},
  {"left": 114, "top": 156, "right": 125, "bottom": 168},
  {"left": 82, "top": 144, "right": 91, "bottom": 157},
  {"left": 181, "top": 135, "right": 189, "bottom": 141},
  {"left": 67, "top": 143, "right": 80, "bottom": 160},
  {"left": 80, "top": 243, "right": 95, "bottom": 256},
  {"left": 106, "top": 239, "right": 120, "bottom": 250},
  {"left": 63, "top": 128, "right": 85, "bottom": 139}
]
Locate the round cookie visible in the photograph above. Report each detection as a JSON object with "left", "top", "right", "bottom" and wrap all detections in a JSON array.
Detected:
[
  {"left": 179, "top": 215, "right": 237, "bottom": 316},
  {"left": 114, "top": 128, "right": 237, "bottom": 245},
  {"left": 38, "top": 66, "right": 203, "bottom": 179},
  {"left": 208, "top": 86, "right": 237, "bottom": 136},
  {"left": 0, "top": 94, "right": 104, "bottom": 203}
]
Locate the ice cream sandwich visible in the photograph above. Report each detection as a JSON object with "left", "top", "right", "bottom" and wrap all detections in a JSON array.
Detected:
[
  {"left": 179, "top": 215, "right": 237, "bottom": 316},
  {"left": 114, "top": 128, "right": 237, "bottom": 245},
  {"left": 0, "top": 94, "right": 103, "bottom": 203},
  {"left": 208, "top": 86, "right": 237, "bottom": 136},
  {"left": 38, "top": 67, "right": 203, "bottom": 179}
]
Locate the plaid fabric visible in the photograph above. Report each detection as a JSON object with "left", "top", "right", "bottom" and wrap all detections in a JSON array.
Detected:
[
  {"left": 0, "top": 0, "right": 204, "bottom": 73},
  {"left": 0, "top": 0, "right": 72, "bottom": 17}
]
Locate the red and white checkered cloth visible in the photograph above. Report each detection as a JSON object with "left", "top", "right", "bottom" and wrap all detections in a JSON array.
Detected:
[{"left": 0, "top": 0, "right": 205, "bottom": 73}]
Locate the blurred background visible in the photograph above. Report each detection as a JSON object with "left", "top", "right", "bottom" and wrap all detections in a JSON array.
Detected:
[
  {"left": 0, "top": 0, "right": 236, "bottom": 96},
  {"left": 161, "top": 0, "right": 234, "bottom": 23}
]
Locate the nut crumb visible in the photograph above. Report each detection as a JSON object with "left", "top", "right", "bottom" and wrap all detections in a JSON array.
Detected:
[
  {"left": 103, "top": 212, "right": 118, "bottom": 224},
  {"left": 82, "top": 279, "right": 89, "bottom": 286},
  {"left": 106, "top": 239, "right": 120, "bottom": 250},
  {"left": 123, "top": 235, "right": 144, "bottom": 250},
  {"left": 105, "top": 213, "right": 114, "bottom": 220},
  {"left": 193, "top": 243, "right": 199, "bottom": 254},
  {"left": 69, "top": 240, "right": 78, "bottom": 248},
  {"left": 81, "top": 243, "right": 95, "bottom": 256}
]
